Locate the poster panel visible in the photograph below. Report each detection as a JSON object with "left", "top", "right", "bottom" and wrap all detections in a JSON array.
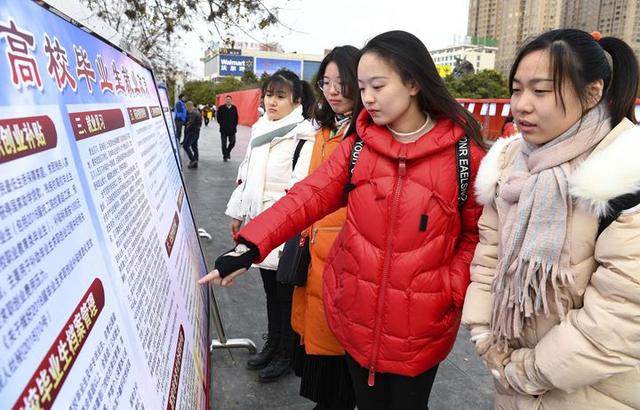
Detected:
[
  {"left": 255, "top": 58, "right": 302, "bottom": 77},
  {"left": 0, "top": 1, "right": 209, "bottom": 409},
  {"left": 157, "top": 84, "right": 182, "bottom": 169},
  {"left": 302, "top": 60, "right": 320, "bottom": 82},
  {"left": 218, "top": 55, "right": 254, "bottom": 77}
]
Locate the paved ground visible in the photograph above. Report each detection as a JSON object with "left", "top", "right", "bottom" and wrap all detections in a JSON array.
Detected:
[{"left": 181, "top": 122, "right": 494, "bottom": 409}]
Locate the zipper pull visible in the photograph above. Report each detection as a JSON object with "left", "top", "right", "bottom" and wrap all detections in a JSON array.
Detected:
[
  {"left": 398, "top": 157, "right": 406, "bottom": 177},
  {"left": 298, "top": 233, "right": 306, "bottom": 247},
  {"left": 310, "top": 227, "right": 318, "bottom": 244},
  {"left": 368, "top": 367, "right": 376, "bottom": 387}
]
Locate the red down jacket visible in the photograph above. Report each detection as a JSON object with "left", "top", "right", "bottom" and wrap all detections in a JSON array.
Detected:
[{"left": 239, "top": 110, "right": 485, "bottom": 379}]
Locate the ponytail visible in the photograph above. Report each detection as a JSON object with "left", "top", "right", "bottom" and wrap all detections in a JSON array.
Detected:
[
  {"left": 299, "top": 80, "right": 315, "bottom": 119},
  {"left": 262, "top": 69, "right": 317, "bottom": 120},
  {"left": 599, "top": 37, "right": 639, "bottom": 125}
]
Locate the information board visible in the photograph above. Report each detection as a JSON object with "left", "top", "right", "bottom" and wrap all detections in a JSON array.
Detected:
[
  {"left": 0, "top": 1, "right": 209, "bottom": 409},
  {"left": 255, "top": 57, "right": 302, "bottom": 77},
  {"left": 219, "top": 55, "right": 254, "bottom": 77},
  {"left": 157, "top": 84, "right": 182, "bottom": 169}
]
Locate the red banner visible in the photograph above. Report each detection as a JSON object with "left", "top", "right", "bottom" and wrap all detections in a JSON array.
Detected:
[
  {"left": 165, "top": 211, "right": 180, "bottom": 257},
  {"left": 69, "top": 108, "right": 125, "bottom": 141},
  {"left": 127, "top": 106, "right": 150, "bottom": 124},
  {"left": 166, "top": 325, "right": 185, "bottom": 410},
  {"left": 216, "top": 88, "right": 261, "bottom": 127},
  {"left": 150, "top": 106, "right": 162, "bottom": 118},
  {"left": 0, "top": 115, "right": 57, "bottom": 164},
  {"left": 177, "top": 187, "right": 185, "bottom": 211},
  {"left": 12, "top": 278, "right": 105, "bottom": 410}
]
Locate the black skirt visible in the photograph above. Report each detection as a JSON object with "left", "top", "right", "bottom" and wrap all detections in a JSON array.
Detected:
[{"left": 291, "top": 343, "right": 356, "bottom": 409}]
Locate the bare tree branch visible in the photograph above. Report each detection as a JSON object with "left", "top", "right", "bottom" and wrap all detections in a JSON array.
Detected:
[{"left": 80, "top": 0, "right": 289, "bottom": 79}]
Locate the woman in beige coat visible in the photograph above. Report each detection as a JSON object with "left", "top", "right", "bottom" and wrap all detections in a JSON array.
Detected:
[{"left": 462, "top": 29, "right": 640, "bottom": 409}]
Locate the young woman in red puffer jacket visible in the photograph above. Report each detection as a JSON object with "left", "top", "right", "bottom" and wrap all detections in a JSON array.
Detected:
[{"left": 200, "top": 30, "right": 486, "bottom": 410}]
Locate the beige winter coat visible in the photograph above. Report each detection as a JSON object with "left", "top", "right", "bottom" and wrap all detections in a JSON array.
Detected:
[{"left": 462, "top": 119, "right": 640, "bottom": 409}]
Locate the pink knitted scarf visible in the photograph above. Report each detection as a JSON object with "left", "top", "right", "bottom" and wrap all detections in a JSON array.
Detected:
[{"left": 491, "top": 104, "right": 611, "bottom": 343}]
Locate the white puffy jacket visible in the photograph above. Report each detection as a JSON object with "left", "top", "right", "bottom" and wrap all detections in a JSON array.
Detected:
[{"left": 226, "top": 105, "right": 316, "bottom": 270}]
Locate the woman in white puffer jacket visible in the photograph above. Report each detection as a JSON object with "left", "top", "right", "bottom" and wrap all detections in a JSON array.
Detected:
[{"left": 225, "top": 69, "right": 316, "bottom": 382}]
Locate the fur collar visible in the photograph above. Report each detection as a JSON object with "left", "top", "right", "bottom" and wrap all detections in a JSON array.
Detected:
[
  {"left": 474, "top": 123, "right": 640, "bottom": 217},
  {"left": 474, "top": 135, "right": 520, "bottom": 206},
  {"left": 570, "top": 122, "right": 640, "bottom": 216}
]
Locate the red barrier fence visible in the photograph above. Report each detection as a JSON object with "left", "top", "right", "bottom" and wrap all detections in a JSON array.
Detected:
[
  {"left": 213, "top": 91, "right": 640, "bottom": 138},
  {"left": 459, "top": 98, "right": 640, "bottom": 140},
  {"left": 216, "top": 88, "right": 261, "bottom": 127}
]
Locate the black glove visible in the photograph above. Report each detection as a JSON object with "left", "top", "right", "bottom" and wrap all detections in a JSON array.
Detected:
[{"left": 214, "top": 240, "right": 259, "bottom": 278}]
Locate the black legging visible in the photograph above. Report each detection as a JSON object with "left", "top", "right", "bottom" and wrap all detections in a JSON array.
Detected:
[
  {"left": 259, "top": 269, "right": 296, "bottom": 357},
  {"left": 220, "top": 133, "right": 236, "bottom": 159},
  {"left": 174, "top": 119, "right": 185, "bottom": 142},
  {"left": 345, "top": 354, "right": 439, "bottom": 410},
  {"left": 182, "top": 132, "right": 199, "bottom": 161}
]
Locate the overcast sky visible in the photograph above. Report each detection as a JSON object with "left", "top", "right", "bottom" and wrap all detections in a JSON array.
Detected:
[{"left": 177, "top": 0, "right": 470, "bottom": 77}]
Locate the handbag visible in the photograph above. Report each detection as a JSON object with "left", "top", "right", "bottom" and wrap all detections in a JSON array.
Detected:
[
  {"left": 276, "top": 138, "right": 311, "bottom": 286},
  {"left": 276, "top": 231, "right": 310, "bottom": 286}
]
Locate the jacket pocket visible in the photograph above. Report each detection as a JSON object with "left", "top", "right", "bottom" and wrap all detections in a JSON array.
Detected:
[
  {"left": 409, "top": 289, "right": 455, "bottom": 338},
  {"left": 310, "top": 226, "right": 343, "bottom": 243},
  {"left": 442, "top": 265, "right": 455, "bottom": 308}
]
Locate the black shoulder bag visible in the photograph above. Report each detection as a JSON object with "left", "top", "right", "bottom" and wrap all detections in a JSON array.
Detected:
[
  {"left": 597, "top": 190, "right": 640, "bottom": 237},
  {"left": 276, "top": 139, "right": 312, "bottom": 286}
]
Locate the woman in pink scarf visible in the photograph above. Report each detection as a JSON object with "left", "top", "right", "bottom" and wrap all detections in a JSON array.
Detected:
[{"left": 463, "top": 29, "right": 640, "bottom": 409}]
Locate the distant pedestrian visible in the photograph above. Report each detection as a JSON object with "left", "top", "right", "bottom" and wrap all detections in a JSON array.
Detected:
[
  {"left": 174, "top": 93, "right": 188, "bottom": 143},
  {"left": 202, "top": 104, "right": 213, "bottom": 126},
  {"left": 501, "top": 115, "right": 517, "bottom": 138},
  {"left": 217, "top": 95, "right": 239, "bottom": 162},
  {"left": 183, "top": 101, "right": 202, "bottom": 169}
]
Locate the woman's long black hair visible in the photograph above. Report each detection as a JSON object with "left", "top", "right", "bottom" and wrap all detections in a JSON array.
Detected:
[
  {"left": 312, "top": 45, "right": 362, "bottom": 128},
  {"left": 347, "top": 30, "right": 483, "bottom": 146}
]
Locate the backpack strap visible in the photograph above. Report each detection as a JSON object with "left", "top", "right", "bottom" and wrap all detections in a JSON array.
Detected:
[
  {"left": 252, "top": 123, "right": 299, "bottom": 148},
  {"left": 455, "top": 136, "right": 471, "bottom": 212},
  {"left": 292, "top": 139, "right": 307, "bottom": 170},
  {"left": 344, "top": 136, "right": 364, "bottom": 192},
  {"left": 597, "top": 190, "right": 640, "bottom": 236},
  {"left": 343, "top": 134, "right": 472, "bottom": 214}
]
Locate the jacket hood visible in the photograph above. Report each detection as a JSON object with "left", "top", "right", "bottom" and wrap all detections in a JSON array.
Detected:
[
  {"left": 355, "top": 109, "right": 466, "bottom": 160},
  {"left": 474, "top": 119, "right": 640, "bottom": 217},
  {"left": 473, "top": 135, "right": 520, "bottom": 206},
  {"left": 569, "top": 119, "right": 640, "bottom": 216}
]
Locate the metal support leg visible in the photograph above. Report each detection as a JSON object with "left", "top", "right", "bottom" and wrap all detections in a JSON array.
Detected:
[
  {"left": 208, "top": 286, "right": 256, "bottom": 353},
  {"left": 198, "top": 228, "right": 212, "bottom": 240}
]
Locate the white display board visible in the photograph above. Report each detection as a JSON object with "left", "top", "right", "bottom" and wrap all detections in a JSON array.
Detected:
[{"left": 0, "top": 1, "right": 209, "bottom": 409}]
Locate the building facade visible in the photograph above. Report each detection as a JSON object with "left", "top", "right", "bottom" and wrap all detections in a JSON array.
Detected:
[
  {"left": 202, "top": 46, "right": 323, "bottom": 83},
  {"left": 430, "top": 44, "right": 498, "bottom": 73},
  {"left": 467, "top": 0, "right": 502, "bottom": 46},
  {"left": 469, "top": 0, "right": 640, "bottom": 76}
]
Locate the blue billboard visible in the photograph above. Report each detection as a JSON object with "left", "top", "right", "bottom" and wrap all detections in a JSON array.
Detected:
[
  {"left": 303, "top": 60, "right": 321, "bottom": 82},
  {"left": 219, "top": 54, "right": 254, "bottom": 76},
  {"left": 255, "top": 58, "right": 302, "bottom": 77}
]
